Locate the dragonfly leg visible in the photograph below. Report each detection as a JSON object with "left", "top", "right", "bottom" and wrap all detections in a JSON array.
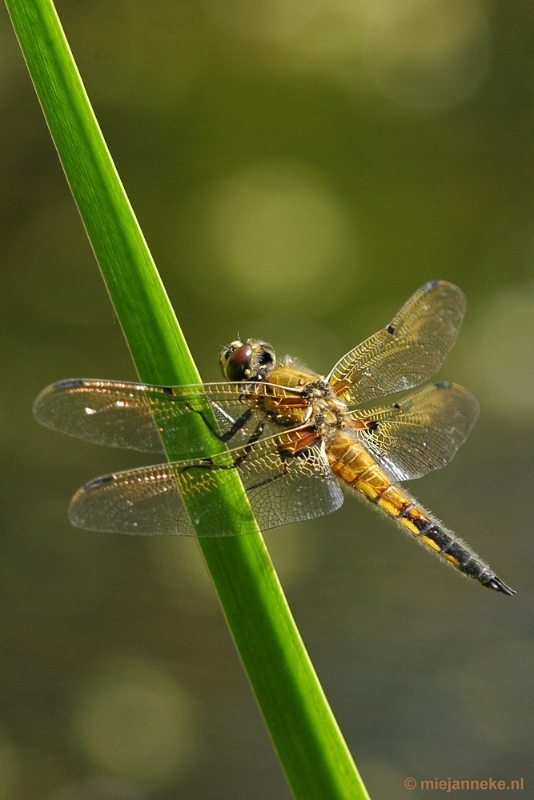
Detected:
[
  {"left": 179, "top": 420, "right": 267, "bottom": 474},
  {"left": 232, "top": 420, "right": 266, "bottom": 466},
  {"left": 185, "top": 403, "right": 253, "bottom": 443},
  {"left": 244, "top": 442, "right": 325, "bottom": 492}
]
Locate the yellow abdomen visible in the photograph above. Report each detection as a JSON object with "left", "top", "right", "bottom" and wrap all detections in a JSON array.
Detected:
[{"left": 327, "top": 432, "right": 477, "bottom": 572}]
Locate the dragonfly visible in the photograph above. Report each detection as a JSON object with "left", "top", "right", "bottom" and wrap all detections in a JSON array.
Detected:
[{"left": 33, "top": 280, "right": 515, "bottom": 595}]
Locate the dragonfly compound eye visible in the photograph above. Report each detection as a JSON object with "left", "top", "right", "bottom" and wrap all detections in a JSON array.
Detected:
[{"left": 222, "top": 343, "right": 254, "bottom": 381}]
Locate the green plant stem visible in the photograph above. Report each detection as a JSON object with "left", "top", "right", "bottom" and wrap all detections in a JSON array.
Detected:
[{"left": 5, "top": 0, "right": 370, "bottom": 797}]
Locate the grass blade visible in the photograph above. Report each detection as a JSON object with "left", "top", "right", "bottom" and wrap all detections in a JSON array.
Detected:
[{"left": 5, "top": 0, "right": 370, "bottom": 796}]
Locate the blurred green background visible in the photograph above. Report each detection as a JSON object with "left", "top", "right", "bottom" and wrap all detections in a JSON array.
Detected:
[{"left": 0, "top": 0, "right": 533, "bottom": 797}]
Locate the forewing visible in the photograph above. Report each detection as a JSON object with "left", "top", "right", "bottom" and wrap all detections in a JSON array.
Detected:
[
  {"left": 68, "top": 432, "right": 344, "bottom": 535},
  {"left": 347, "top": 382, "right": 479, "bottom": 481},
  {"left": 33, "top": 379, "right": 294, "bottom": 457},
  {"left": 328, "top": 281, "right": 466, "bottom": 404}
]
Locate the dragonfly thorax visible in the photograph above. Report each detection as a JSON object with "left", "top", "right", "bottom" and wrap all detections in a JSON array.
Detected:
[{"left": 262, "top": 362, "right": 348, "bottom": 434}]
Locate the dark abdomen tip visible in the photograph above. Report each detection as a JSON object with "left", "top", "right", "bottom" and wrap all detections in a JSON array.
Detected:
[{"left": 484, "top": 576, "right": 516, "bottom": 596}]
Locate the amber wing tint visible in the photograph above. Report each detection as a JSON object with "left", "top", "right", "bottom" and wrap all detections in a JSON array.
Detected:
[
  {"left": 33, "top": 378, "right": 304, "bottom": 458},
  {"left": 327, "top": 280, "right": 466, "bottom": 404},
  {"left": 346, "top": 381, "right": 479, "bottom": 481}
]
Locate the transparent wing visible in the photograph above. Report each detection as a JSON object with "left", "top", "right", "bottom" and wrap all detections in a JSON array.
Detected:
[
  {"left": 347, "top": 382, "right": 479, "bottom": 481},
  {"left": 68, "top": 431, "right": 344, "bottom": 536},
  {"left": 327, "top": 281, "right": 466, "bottom": 404},
  {"left": 33, "top": 379, "right": 303, "bottom": 458}
]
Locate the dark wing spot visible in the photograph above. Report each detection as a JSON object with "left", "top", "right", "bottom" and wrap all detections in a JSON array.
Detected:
[
  {"left": 55, "top": 378, "right": 86, "bottom": 389},
  {"left": 435, "top": 381, "right": 451, "bottom": 390},
  {"left": 162, "top": 386, "right": 175, "bottom": 396},
  {"left": 386, "top": 324, "right": 395, "bottom": 335},
  {"left": 368, "top": 420, "right": 380, "bottom": 432},
  {"left": 85, "top": 474, "right": 116, "bottom": 488}
]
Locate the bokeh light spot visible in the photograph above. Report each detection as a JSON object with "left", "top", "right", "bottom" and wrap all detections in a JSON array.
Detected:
[
  {"left": 361, "top": 0, "right": 491, "bottom": 111},
  {"left": 466, "top": 286, "right": 534, "bottom": 416},
  {"left": 73, "top": 658, "right": 198, "bottom": 788},
  {"left": 203, "top": 0, "right": 363, "bottom": 64},
  {"left": 204, "top": 0, "right": 334, "bottom": 43},
  {"left": 202, "top": 162, "right": 357, "bottom": 312}
]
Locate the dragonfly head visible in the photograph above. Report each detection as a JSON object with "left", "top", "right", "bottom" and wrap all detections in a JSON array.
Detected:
[{"left": 220, "top": 339, "right": 276, "bottom": 382}]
